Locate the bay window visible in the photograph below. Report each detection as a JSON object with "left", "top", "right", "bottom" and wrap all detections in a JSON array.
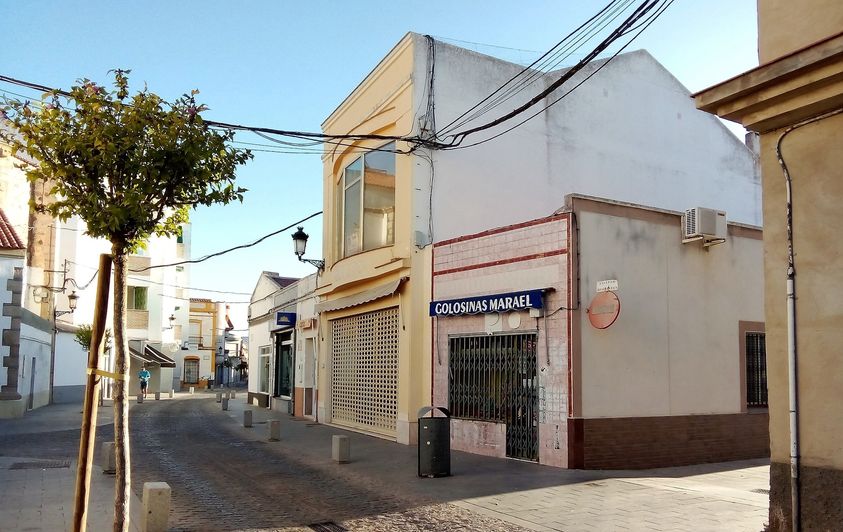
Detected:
[{"left": 338, "top": 143, "right": 395, "bottom": 257}]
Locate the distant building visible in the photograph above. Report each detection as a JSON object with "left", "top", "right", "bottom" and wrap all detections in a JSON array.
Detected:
[{"left": 247, "top": 272, "right": 318, "bottom": 418}]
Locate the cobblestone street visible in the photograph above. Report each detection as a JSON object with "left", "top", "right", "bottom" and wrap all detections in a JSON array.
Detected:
[{"left": 0, "top": 394, "right": 770, "bottom": 531}]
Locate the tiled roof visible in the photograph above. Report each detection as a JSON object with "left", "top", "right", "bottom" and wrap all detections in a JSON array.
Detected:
[
  {"left": 268, "top": 275, "right": 298, "bottom": 288},
  {"left": 0, "top": 208, "right": 24, "bottom": 250}
]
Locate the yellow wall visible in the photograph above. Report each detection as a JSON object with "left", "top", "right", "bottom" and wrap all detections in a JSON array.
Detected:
[
  {"left": 758, "top": 0, "right": 843, "bottom": 63},
  {"left": 759, "top": 115, "right": 843, "bottom": 469},
  {"left": 318, "top": 34, "right": 432, "bottom": 444}
]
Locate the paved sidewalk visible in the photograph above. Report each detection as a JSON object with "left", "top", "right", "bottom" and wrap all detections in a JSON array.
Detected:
[
  {"left": 214, "top": 391, "right": 770, "bottom": 532},
  {"left": 0, "top": 400, "right": 155, "bottom": 531},
  {"left": 0, "top": 393, "right": 770, "bottom": 531}
]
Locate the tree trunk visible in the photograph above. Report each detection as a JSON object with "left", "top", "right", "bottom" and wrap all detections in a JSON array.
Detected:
[{"left": 111, "top": 245, "right": 131, "bottom": 532}]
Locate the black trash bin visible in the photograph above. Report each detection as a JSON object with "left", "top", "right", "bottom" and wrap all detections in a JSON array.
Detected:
[{"left": 418, "top": 406, "right": 451, "bottom": 478}]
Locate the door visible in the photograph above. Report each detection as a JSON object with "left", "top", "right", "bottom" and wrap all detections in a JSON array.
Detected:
[
  {"left": 184, "top": 359, "right": 199, "bottom": 384},
  {"left": 27, "top": 358, "right": 36, "bottom": 410},
  {"left": 448, "top": 333, "right": 538, "bottom": 461},
  {"left": 274, "top": 332, "right": 293, "bottom": 398},
  {"left": 330, "top": 307, "right": 399, "bottom": 436}
]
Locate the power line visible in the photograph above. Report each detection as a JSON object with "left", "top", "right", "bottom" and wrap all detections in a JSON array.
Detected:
[
  {"left": 443, "top": 0, "right": 670, "bottom": 147},
  {"left": 129, "top": 210, "right": 323, "bottom": 272},
  {"left": 440, "top": 0, "right": 675, "bottom": 151}
]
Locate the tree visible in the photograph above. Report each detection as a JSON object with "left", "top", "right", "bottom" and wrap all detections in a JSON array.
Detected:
[
  {"left": 73, "top": 324, "right": 112, "bottom": 352},
  {"left": 1, "top": 71, "right": 251, "bottom": 531}
]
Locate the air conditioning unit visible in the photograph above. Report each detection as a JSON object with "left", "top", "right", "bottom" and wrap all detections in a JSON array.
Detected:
[{"left": 683, "top": 207, "right": 727, "bottom": 241}]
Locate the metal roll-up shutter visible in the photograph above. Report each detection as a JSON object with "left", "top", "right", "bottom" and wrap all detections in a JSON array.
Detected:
[{"left": 330, "top": 307, "right": 399, "bottom": 436}]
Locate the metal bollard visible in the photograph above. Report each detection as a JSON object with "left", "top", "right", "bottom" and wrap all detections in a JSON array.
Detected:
[
  {"left": 137, "top": 393, "right": 144, "bottom": 404},
  {"left": 216, "top": 392, "right": 222, "bottom": 403},
  {"left": 142, "top": 482, "right": 171, "bottom": 532},
  {"left": 101, "top": 441, "right": 116, "bottom": 474},
  {"left": 169, "top": 389, "right": 174, "bottom": 399},
  {"left": 189, "top": 386, "right": 195, "bottom": 394},
  {"left": 154, "top": 392, "right": 161, "bottom": 401},
  {"left": 268, "top": 420, "right": 281, "bottom": 441},
  {"left": 222, "top": 397, "right": 229, "bottom": 411},
  {"left": 244, "top": 410, "right": 253, "bottom": 428},
  {"left": 332, "top": 435, "right": 350, "bottom": 463}
]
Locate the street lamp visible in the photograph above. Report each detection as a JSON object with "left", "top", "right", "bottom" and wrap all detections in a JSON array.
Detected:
[
  {"left": 292, "top": 226, "right": 324, "bottom": 271},
  {"left": 55, "top": 290, "right": 79, "bottom": 318}
]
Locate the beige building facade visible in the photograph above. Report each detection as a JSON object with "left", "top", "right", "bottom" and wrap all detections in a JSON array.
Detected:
[{"left": 694, "top": 2, "right": 843, "bottom": 530}]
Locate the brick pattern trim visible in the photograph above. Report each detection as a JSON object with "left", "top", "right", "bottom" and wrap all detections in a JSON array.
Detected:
[
  {"left": 433, "top": 248, "right": 567, "bottom": 277},
  {"left": 434, "top": 213, "right": 569, "bottom": 247},
  {"left": 574, "top": 413, "right": 770, "bottom": 469},
  {"left": 1, "top": 267, "right": 23, "bottom": 400}
]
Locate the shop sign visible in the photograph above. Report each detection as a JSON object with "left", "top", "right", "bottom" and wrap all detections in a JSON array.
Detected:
[
  {"left": 429, "top": 289, "right": 543, "bottom": 317},
  {"left": 273, "top": 311, "right": 297, "bottom": 329}
]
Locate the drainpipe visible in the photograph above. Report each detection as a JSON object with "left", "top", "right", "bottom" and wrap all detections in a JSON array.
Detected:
[{"left": 775, "top": 107, "right": 843, "bottom": 532}]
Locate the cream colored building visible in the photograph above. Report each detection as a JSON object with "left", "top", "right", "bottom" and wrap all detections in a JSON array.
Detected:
[
  {"left": 316, "top": 33, "right": 761, "bottom": 446},
  {"left": 694, "top": 1, "right": 843, "bottom": 530}
]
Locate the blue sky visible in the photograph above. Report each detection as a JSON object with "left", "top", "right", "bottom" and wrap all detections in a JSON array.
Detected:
[{"left": 3, "top": 1, "right": 758, "bottom": 330}]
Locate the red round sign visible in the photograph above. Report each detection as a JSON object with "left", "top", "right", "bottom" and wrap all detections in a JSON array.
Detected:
[{"left": 587, "top": 291, "right": 620, "bottom": 329}]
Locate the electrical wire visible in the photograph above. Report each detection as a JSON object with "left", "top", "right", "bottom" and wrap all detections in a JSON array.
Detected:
[
  {"left": 129, "top": 210, "right": 322, "bottom": 272},
  {"left": 440, "top": 0, "right": 674, "bottom": 151},
  {"left": 444, "top": 0, "right": 669, "bottom": 147},
  {"left": 437, "top": 0, "right": 630, "bottom": 136}
]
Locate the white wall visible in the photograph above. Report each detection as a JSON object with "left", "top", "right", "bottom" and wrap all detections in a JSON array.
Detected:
[
  {"left": 575, "top": 205, "right": 764, "bottom": 418},
  {"left": 417, "top": 39, "right": 761, "bottom": 243},
  {"left": 18, "top": 321, "right": 52, "bottom": 410}
]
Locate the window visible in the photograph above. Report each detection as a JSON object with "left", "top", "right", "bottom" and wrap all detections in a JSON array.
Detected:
[
  {"left": 127, "top": 286, "right": 148, "bottom": 310},
  {"left": 337, "top": 143, "right": 395, "bottom": 257},
  {"left": 259, "top": 346, "right": 271, "bottom": 394},
  {"left": 746, "top": 332, "right": 767, "bottom": 407}
]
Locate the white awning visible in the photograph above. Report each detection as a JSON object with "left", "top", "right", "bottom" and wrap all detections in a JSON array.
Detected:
[{"left": 315, "top": 277, "right": 407, "bottom": 314}]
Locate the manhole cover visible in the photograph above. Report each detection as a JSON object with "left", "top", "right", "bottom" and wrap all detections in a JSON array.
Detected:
[
  {"left": 10, "top": 460, "right": 71, "bottom": 470},
  {"left": 751, "top": 488, "right": 770, "bottom": 494},
  {"left": 309, "top": 522, "right": 348, "bottom": 532}
]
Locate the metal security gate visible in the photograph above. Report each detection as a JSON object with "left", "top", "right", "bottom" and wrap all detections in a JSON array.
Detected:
[
  {"left": 330, "top": 307, "right": 399, "bottom": 436},
  {"left": 448, "top": 333, "right": 538, "bottom": 461},
  {"left": 184, "top": 359, "right": 199, "bottom": 384}
]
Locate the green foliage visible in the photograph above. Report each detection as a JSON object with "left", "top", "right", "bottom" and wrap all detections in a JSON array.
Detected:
[
  {"left": 0, "top": 70, "right": 252, "bottom": 252},
  {"left": 73, "top": 324, "right": 113, "bottom": 351}
]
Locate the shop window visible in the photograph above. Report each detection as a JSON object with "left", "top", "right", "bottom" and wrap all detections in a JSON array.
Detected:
[
  {"left": 127, "top": 286, "right": 148, "bottom": 310},
  {"left": 746, "top": 331, "right": 768, "bottom": 407},
  {"left": 259, "top": 346, "right": 271, "bottom": 394},
  {"left": 337, "top": 143, "right": 395, "bottom": 257}
]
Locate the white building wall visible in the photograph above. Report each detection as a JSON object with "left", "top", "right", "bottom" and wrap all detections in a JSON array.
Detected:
[
  {"left": 53, "top": 330, "right": 88, "bottom": 403},
  {"left": 414, "top": 39, "right": 761, "bottom": 244},
  {"left": 575, "top": 206, "right": 764, "bottom": 418},
  {"left": 18, "top": 321, "right": 52, "bottom": 410}
]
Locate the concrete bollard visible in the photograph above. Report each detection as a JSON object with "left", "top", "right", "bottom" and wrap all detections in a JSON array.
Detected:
[
  {"left": 169, "top": 389, "right": 174, "bottom": 399},
  {"left": 231, "top": 390, "right": 236, "bottom": 399},
  {"left": 101, "top": 442, "right": 116, "bottom": 474},
  {"left": 226, "top": 390, "right": 232, "bottom": 400},
  {"left": 222, "top": 397, "right": 229, "bottom": 411},
  {"left": 137, "top": 393, "right": 144, "bottom": 404},
  {"left": 154, "top": 392, "right": 161, "bottom": 401},
  {"left": 189, "top": 386, "right": 195, "bottom": 394},
  {"left": 268, "top": 419, "right": 281, "bottom": 441},
  {"left": 142, "top": 481, "right": 171, "bottom": 532},
  {"left": 332, "top": 435, "right": 350, "bottom": 463},
  {"left": 243, "top": 410, "right": 253, "bottom": 428},
  {"left": 216, "top": 392, "right": 222, "bottom": 403}
]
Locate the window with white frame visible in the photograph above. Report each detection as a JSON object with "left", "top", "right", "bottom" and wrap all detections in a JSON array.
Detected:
[
  {"left": 259, "top": 345, "right": 271, "bottom": 394},
  {"left": 337, "top": 143, "right": 396, "bottom": 257},
  {"left": 127, "top": 286, "right": 148, "bottom": 310}
]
